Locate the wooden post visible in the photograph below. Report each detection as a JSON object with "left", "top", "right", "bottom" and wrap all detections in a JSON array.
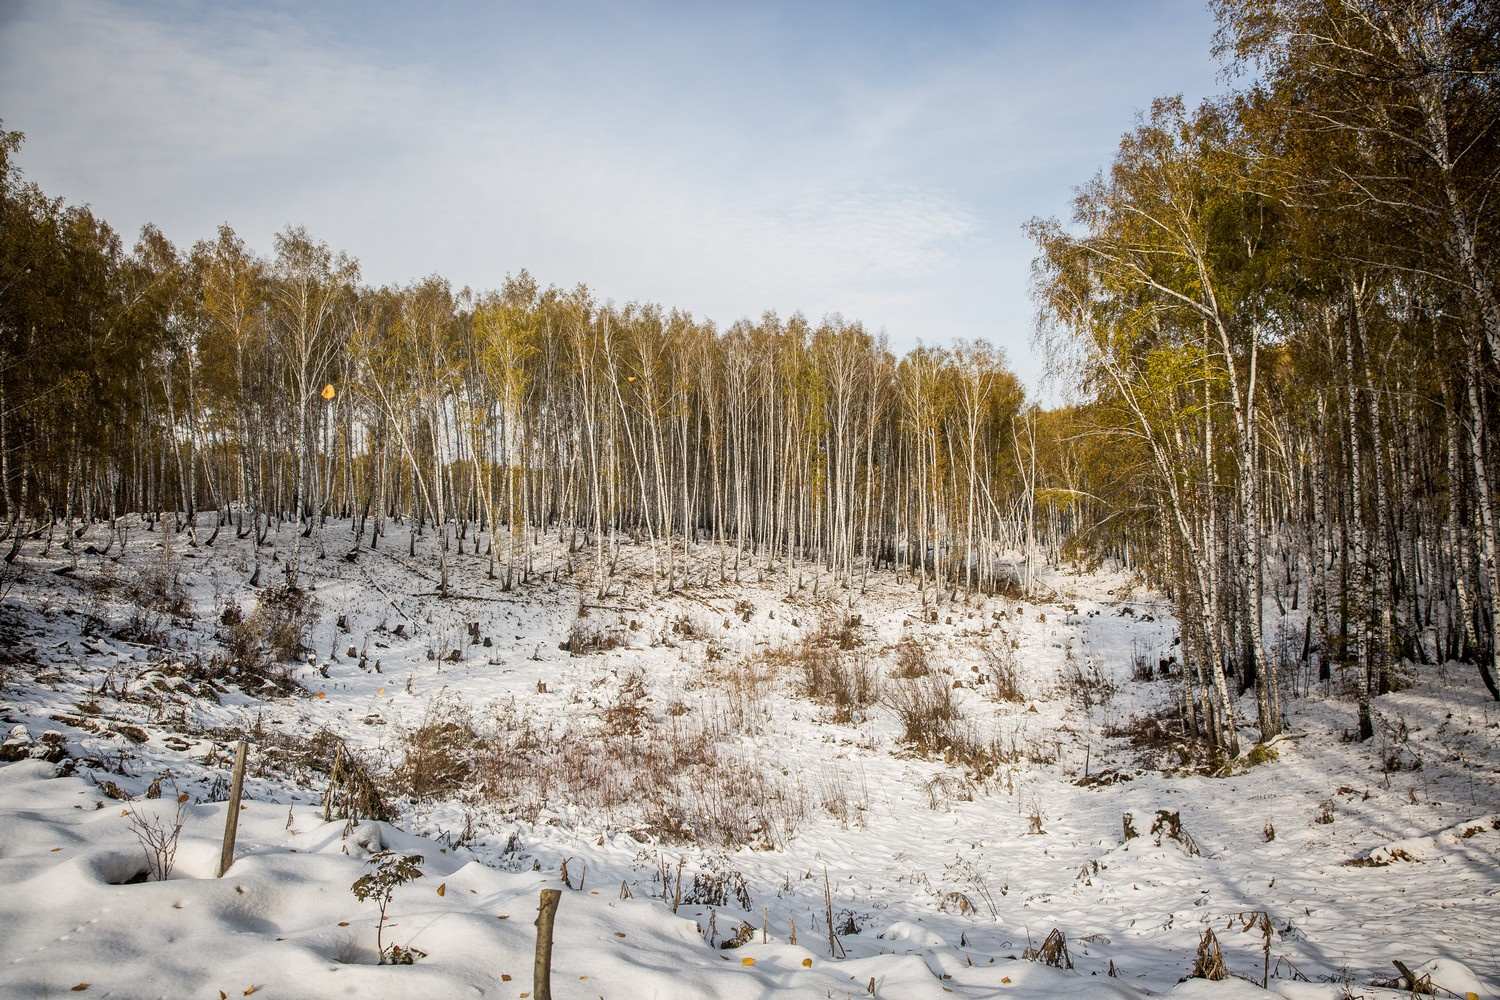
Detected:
[
  {"left": 534, "top": 888, "right": 561, "bottom": 1000},
  {"left": 824, "top": 866, "right": 837, "bottom": 958},
  {"left": 217, "top": 740, "right": 248, "bottom": 878}
]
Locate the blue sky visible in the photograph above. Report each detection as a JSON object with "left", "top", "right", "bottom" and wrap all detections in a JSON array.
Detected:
[{"left": 0, "top": 0, "right": 1225, "bottom": 392}]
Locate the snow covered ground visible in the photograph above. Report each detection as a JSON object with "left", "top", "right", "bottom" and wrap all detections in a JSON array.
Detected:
[{"left": 0, "top": 516, "right": 1496, "bottom": 999}]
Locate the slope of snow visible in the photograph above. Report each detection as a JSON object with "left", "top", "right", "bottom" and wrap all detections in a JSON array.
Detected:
[{"left": 0, "top": 516, "right": 1496, "bottom": 999}]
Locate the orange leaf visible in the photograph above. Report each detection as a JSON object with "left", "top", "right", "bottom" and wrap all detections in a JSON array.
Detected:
[
  {"left": 437, "top": 882, "right": 446, "bottom": 897},
  {"left": 244, "top": 987, "right": 256, "bottom": 996},
  {"left": 497, "top": 914, "right": 509, "bottom": 919},
  {"left": 1002, "top": 977, "right": 1012, "bottom": 984},
  {"left": 178, "top": 793, "right": 190, "bottom": 803},
  {"left": 741, "top": 957, "right": 755, "bottom": 967},
  {"left": 316, "top": 691, "right": 326, "bottom": 699},
  {"left": 500, "top": 974, "right": 511, "bottom": 982},
  {"left": 377, "top": 687, "right": 385, "bottom": 694},
  {"left": 338, "top": 921, "right": 349, "bottom": 927},
  {"left": 801, "top": 958, "right": 812, "bottom": 968},
  {"left": 120, "top": 809, "right": 129, "bottom": 816}
]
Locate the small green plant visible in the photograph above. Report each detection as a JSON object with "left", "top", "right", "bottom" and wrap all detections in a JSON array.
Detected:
[{"left": 351, "top": 852, "right": 426, "bottom": 964}]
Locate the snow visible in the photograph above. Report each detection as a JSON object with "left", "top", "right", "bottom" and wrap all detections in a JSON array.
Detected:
[{"left": 0, "top": 516, "right": 1496, "bottom": 999}]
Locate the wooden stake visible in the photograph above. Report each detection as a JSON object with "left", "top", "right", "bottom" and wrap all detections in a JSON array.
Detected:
[
  {"left": 216, "top": 740, "right": 248, "bottom": 878},
  {"left": 534, "top": 888, "right": 561, "bottom": 1000},
  {"left": 823, "top": 866, "right": 837, "bottom": 958}
]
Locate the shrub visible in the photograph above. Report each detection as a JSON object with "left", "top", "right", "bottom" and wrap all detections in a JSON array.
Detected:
[
  {"left": 815, "top": 613, "right": 862, "bottom": 650},
  {"left": 603, "top": 668, "right": 650, "bottom": 736},
  {"left": 683, "top": 852, "right": 752, "bottom": 910},
  {"left": 982, "top": 640, "right": 1024, "bottom": 703},
  {"left": 218, "top": 587, "right": 318, "bottom": 693},
  {"left": 886, "top": 673, "right": 959, "bottom": 755},
  {"left": 797, "top": 644, "right": 878, "bottom": 724},
  {"left": 1129, "top": 639, "right": 1156, "bottom": 682},
  {"left": 1102, "top": 704, "right": 1213, "bottom": 771},
  {"left": 892, "top": 638, "right": 930, "bottom": 678},
  {"left": 127, "top": 537, "right": 192, "bottom": 618},
  {"left": 253, "top": 587, "right": 318, "bottom": 663},
  {"left": 351, "top": 852, "right": 426, "bottom": 964},
  {"left": 127, "top": 796, "right": 188, "bottom": 881},
  {"left": 217, "top": 721, "right": 390, "bottom": 822},
  {"left": 395, "top": 696, "right": 482, "bottom": 800}
]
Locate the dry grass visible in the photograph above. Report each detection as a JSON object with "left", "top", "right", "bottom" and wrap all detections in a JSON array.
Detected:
[
  {"left": 982, "top": 637, "right": 1024, "bottom": 703},
  {"left": 561, "top": 622, "right": 628, "bottom": 655},
  {"left": 467, "top": 699, "right": 804, "bottom": 848},
  {"left": 1102, "top": 703, "right": 1214, "bottom": 771},
  {"left": 216, "top": 587, "right": 319, "bottom": 694},
  {"left": 1025, "top": 928, "right": 1073, "bottom": 969},
  {"left": 892, "top": 638, "right": 930, "bottom": 679},
  {"left": 885, "top": 672, "right": 959, "bottom": 755},
  {"left": 394, "top": 694, "right": 484, "bottom": 799}
]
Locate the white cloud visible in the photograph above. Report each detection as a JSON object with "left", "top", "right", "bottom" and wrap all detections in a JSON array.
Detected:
[{"left": 0, "top": 0, "right": 1223, "bottom": 392}]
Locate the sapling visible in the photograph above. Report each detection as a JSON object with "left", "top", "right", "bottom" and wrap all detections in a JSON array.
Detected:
[
  {"left": 127, "top": 795, "right": 189, "bottom": 881},
  {"left": 351, "top": 851, "right": 426, "bottom": 964}
]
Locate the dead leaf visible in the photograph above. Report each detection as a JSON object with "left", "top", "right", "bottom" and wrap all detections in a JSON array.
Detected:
[
  {"left": 338, "top": 921, "right": 349, "bottom": 927},
  {"left": 50, "top": 847, "right": 61, "bottom": 852},
  {"left": 1002, "top": 976, "right": 1011, "bottom": 984},
  {"left": 801, "top": 958, "right": 812, "bottom": 968},
  {"left": 243, "top": 987, "right": 257, "bottom": 996},
  {"left": 500, "top": 974, "right": 511, "bottom": 982},
  {"left": 741, "top": 957, "right": 755, "bottom": 967},
  {"left": 437, "top": 882, "right": 446, "bottom": 897},
  {"left": 70, "top": 985, "right": 88, "bottom": 992}
]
